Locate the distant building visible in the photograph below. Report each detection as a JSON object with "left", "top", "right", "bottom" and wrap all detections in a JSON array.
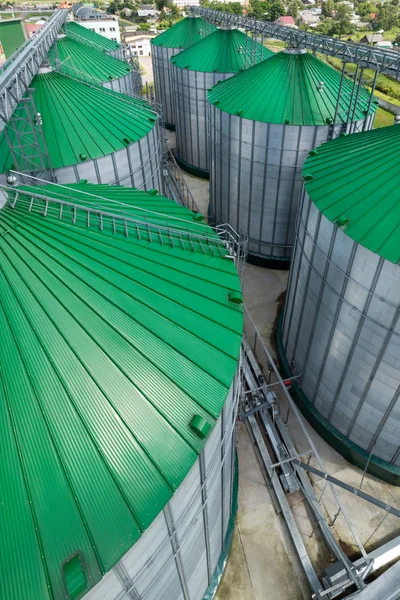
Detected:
[
  {"left": 360, "top": 33, "right": 384, "bottom": 45},
  {"left": 128, "top": 34, "right": 157, "bottom": 56},
  {"left": 171, "top": 0, "right": 200, "bottom": 7},
  {"left": 71, "top": 3, "right": 121, "bottom": 43},
  {"left": 275, "top": 15, "right": 297, "bottom": 28},
  {"left": 25, "top": 21, "right": 44, "bottom": 36},
  {"left": 137, "top": 5, "right": 157, "bottom": 16},
  {"left": 375, "top": 40, "right": 393, "bottom": 48},
  {"left": 299, "top": 11, "right": 320, "bottom": 27}
]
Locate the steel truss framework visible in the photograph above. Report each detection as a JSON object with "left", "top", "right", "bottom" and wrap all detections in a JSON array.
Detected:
[
  {"left": 190, "top": 6, "right": 400, "bottom": 78},
  {"left": 0, "top": 9, "right": 67, "bottom": 134}
]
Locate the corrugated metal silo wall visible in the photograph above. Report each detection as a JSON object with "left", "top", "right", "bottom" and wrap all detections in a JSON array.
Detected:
[
  {"left": 173, "top": 68, "right": 235, "bottom": 175},
  {"left": 281, "top": 187, "right": 400, "bottom": 472},
  {"left": 103, "top": 71, "right": 137, "bottom": 96},
  {"left": 54, "top": 125, "right": 162, "bottom": 191},
  {"left": 152, "top": 45, "right": 179, "bottom": 128},
  {"left": 107, "top": 48, "right": 125, "bottom": 61},
  {"left": 209, "top": 108, "right": 375, "bottom": 261},
  {"left": 83, "top": 372, "right": 240, "bottom": 600}
]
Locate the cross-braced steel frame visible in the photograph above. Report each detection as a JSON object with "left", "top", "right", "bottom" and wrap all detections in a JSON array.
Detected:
[{"left": 0, "top": 9, "right": 67, "bottom": 135}]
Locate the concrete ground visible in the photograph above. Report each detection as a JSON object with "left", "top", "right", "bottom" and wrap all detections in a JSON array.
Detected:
[
  {"left": 165, "top": 128, "right": 400, "bottom": 600},
  {"left": 138, "top": 55, "right": 153, "bottom": 86}
]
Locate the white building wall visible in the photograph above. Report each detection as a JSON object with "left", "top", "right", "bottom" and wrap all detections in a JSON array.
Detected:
[
  {"left": 129, "top": 36, "right": 152, "bottom": 56},
  {"left": 79, "top": 19, "right": 121, "bottom": 43}
]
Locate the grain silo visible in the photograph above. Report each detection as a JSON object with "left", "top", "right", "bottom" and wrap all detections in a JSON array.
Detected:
[
  {"left": 49, "top": 34, "right": 135, "bottom": 95},
  {"left": 208, "top": 49, "right": 378, "bottom": 265},
  {"left": 171, "top": 29, "right": 272, "bottom": 178},
  {"left": 63, "top": 20, "right": 124, "bottom": 60},
  {"left": 278, "top": 124, "right": 400, "bottom": 485},
  {"left": 0, "top": 179, "right": 243, "bottom": 600},
  {"left": 0, "top": 70, "right": 161, "bottom": 190},
  {"left": 151, "top": 17, "right": 216, "bottom": 130}
]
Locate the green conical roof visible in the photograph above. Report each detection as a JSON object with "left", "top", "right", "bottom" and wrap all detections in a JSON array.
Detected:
[
  {"left": 48, "top": 35, "right": 130, "bottom": 84},
  {"left": 303, "top": 124, "right": 400, "bottom": 264},
  {"left": 0, "top": 181, "right": 242, "bottom": 599},
  {"left": 63, "top": 20, "right": 121, "bottom": 51},
  {"left": 0, "top": 71, "right": 156, "bottom": 171},
  {"left": 208, "top": 50, "right": 378, "bottom": 125},
  {"left": 151, "top": 16, "right": 216, "bottom": 48},
  {"left": 171, "top": 28, "right": 272, "bottom": 73}
]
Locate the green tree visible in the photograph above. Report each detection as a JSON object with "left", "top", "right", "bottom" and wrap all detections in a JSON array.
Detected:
[
  {"left": 287, "top": 0, "right": 299, "bottom": 19},
  {"left": 321, "top": 0, "right": 334, "bottom": 18},
  {"left": 247, "top": 0, "right": 269, "bottom": 19},
  {"left": 335, "top": 3, "right": 354, "bottom": 37},
  {"left": 268, "top": 0, "right": 286, "bottom": 20},
  {"left": 375, "top": 3, "right": 400, "bottom": 29},
  {"left": 356, "top": 1, "right": 377, "bottom": 17}
]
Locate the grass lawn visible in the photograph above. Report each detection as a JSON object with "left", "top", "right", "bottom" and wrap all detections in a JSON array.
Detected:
[
  {"left": 373, "top": 89, "right": 400, "bottom": 107},
  {"left": 374, "top": 107, "right": 396, "bottom": 128},
  {"left": 318, "top": 53, "right": 400, "bottom": 102}
]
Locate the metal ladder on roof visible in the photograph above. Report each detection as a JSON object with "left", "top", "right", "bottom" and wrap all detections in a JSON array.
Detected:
[{"left": 2, "top": 182, "right": 239, "bottom": 259}]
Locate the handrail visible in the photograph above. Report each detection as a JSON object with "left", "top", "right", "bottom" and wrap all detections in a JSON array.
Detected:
[{"left": 190, "top": 6, "right": 400, "bottom": 77}]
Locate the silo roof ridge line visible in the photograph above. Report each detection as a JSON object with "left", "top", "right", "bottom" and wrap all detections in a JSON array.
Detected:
[
  {"left": 171, "top": 28, "right": 272, "bottom": 74},
  {"left": 207, "top": 51, "right": 377, "bottom": 126},
  {"left": 48, "top": 35, "right": 131, "bottom": 83},
  {"left": 151, "top": 16, "right": 217, "bottom": 49}
]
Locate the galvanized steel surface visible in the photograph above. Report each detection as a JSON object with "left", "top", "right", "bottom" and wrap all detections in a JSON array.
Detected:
[
  {"left": 171, "top": 29, "right": 270, "bottom": 174},
  {"left": 209, "top": 107, "right": 373, "bottom": 260},
  {"left": 0, "top": 182, "right": 243, "bottom": 599},
  {"left": 281, "top": 186, "right": 400, "bottom": 473},
  {"left": 84, "top": 378, "right": 238, "bottom": 600},
  {"left": 151, "top": 18, "right": 216, "bottom": 128},
  {"left": 174, "top": 68, "right": 236, "bottom": 174},
  {"left": 152, "top": 44, "right": 178, "bottom": 127}
]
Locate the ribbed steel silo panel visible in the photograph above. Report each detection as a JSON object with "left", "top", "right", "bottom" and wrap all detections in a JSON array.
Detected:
[
  {"left": 169, "top": 461, "right": 209, "bottom": 600},
  {"left": 173, "top": 67, "right": 234, "bottom": 175},
  {"left": 82, "top": 571, "right": 124, "bottom": 600},
  {"left": 152, "top": 45, "right": 177, "bottom": 127},
  {"left": 281, "top": 188, "right": 400, "bottom": 479},
  {"left": 82, "top": 375, "right": 239, "bottom": 600},
  {"left": 209, "top": 105, "right": 367, "bottom": 262},
  {"left": 122, "top": 511, "right": 184, "bottom": 600},
  {"left": 53, "top": 130, "right": 161, "bottom": 190}
]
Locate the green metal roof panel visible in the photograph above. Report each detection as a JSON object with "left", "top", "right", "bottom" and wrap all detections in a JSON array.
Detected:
[
  {"left": 171, "top": 28, "right": 272, "bottom": 73},
  {"left": 0, "top": 182, "right": 243, "bottom": 598},
  {"left": 63, "top": 20, "right": 121, "bottom": 51},
  {"left": 303, "top": 124, "right": 400, "bottom": 264},
  {"left": 48, "top": 36, "right": 130, "bottom": 83},
  {"left": 208, "top": 50, "right": 378, "bottom": 125},
  {"left": 0, "top": 72, "right": 155, "bottom": 172},
  {"left": 151, "top": 16, "right": 216, "bottom": 48}
]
